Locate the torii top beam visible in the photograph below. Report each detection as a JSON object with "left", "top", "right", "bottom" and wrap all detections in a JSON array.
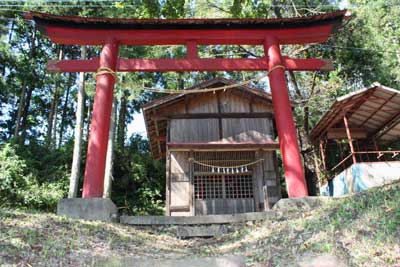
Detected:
[
  {"left": 25, "top": 11, "right": 348, "bottom": 73},
  {"left": 26, "top": 10, "right": 347, "bottom": 46}
]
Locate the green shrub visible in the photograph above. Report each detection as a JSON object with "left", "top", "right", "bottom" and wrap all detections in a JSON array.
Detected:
[{"left": 0, "top": 143, "right": 67, "bottom": 211}]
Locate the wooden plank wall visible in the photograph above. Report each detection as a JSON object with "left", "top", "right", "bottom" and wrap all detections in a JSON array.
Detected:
[
  {"left": 169, "top": 151, "right": 192, "bottom": 216},
  {"left": 222, "top": 118, "right": 273, "bottom": 142},
  {"left": 262, "top": 151, "right": 281, "bottom": 207},
  {"left": 168, "top": 92, "right": 274, "bottom": 143},
  {"left": 187, "top": 93, "right": 219, "bottom": 113},
  {"left": 170, "top": 119, "right": 219, "bottom": 142}
]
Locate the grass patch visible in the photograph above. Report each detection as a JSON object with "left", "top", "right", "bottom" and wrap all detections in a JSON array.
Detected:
[{"left": 1, "top": 182, "right": 399, "bottom": 266}]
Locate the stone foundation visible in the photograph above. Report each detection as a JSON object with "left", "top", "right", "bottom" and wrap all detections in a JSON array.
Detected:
[{"left": 57, "top": 198, "right": 118, "bottom": 222}]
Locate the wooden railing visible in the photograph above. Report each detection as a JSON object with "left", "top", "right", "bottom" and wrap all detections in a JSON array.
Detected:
[{"left": 330, "top": 150, "right": 400, "bottom": 172}]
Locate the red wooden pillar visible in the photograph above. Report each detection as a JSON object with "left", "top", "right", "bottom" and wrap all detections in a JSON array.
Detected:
[
  {"left": 82, "top": 40, "right": 119, "bottom": 198},
  {"left": 264, "top": 36, "right": 308, "bottom": 197}
]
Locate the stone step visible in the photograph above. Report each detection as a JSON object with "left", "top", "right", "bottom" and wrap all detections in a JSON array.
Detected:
[
  {"left": 176, "top": 225, "right": 228, "bottom": 238},
  {"left": 120, "top": 211, "right": 275, "bottom": 225},
  {"left": 97, "top": 255, "right": 246, "bottom": 267}
]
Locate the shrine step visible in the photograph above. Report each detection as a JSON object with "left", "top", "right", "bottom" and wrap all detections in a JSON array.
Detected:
[
  {"left": 120, "top": 211, "right": 275, "bottom": 225},
  {"left": 97, "top": 255, "right": 246, "bottom": 267},
  {"left": 176, "top": 225, "right": 228, "bottom": 238}
]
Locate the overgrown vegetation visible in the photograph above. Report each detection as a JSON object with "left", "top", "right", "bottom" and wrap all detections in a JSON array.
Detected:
[
  {"left": 0, "top": 142, "right": 67, "bottom": 211},
  {"left": 1, "top": 182, "right": 399, "bottom": 266},
  {"left": 0, "top": 136, "right": 165, "bottom": 214}
]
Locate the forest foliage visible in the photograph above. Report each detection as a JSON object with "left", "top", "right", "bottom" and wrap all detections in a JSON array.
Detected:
[{"left": 0, "top": 0, "right": 399, "bottom": 214}]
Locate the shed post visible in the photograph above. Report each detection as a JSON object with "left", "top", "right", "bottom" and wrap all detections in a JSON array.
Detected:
[
  {"left": 343, "top": 115, "right": 357, "bottom": 164},
  {"left": 319, "top": 140, "right": 327, "bottom": 171},
  {"left": 83, "top": 39, "right": 119, "bottom": 198},
  {"left": 264, "top": 36, "right": 308, "bottom": 197}
]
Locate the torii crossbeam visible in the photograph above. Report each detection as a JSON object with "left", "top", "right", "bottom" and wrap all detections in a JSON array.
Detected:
[{"left": 26, "top": 10, "right": 348, "bottom": 199}]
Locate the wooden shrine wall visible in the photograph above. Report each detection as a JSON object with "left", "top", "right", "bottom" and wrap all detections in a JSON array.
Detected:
[
  {"left": 167, "top": 150, "right": 281, "bottom": 216},
  {"left": 167, "top": 92, "right": 274, "bottom": 144}
]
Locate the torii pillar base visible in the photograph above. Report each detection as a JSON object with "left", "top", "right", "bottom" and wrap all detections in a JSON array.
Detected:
[{"left": 57, "top": 198, "right": 118, "bottom": 222}]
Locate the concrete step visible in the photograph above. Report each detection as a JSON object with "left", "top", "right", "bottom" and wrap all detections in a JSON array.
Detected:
[
  {"left": 120, "top": 211, "right": 275, "bottom": 225},
  {"left": 176, "top": 225, "right": 228, "bottom": 238},
  {"left": 98, "top": 255, "right": 246, "bottom": 267}
]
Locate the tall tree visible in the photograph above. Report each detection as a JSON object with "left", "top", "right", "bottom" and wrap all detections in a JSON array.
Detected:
[
  {"left": 103, "top": 97, "right": 117, "bottom": 198},
  {"left": 69, "top": 46, "right": 86, "bottom": 198},
  {"left": 58, "top": 72, "right": 75, "bottom": 147},
  {"left": 19, "top": 28, "right": 37, "bottom": 143}
]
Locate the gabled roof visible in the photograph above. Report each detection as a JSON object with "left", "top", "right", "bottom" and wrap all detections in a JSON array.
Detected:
[
  {"left": 310, "top": 83, "right": 400, "bottom": 143},
  {"left": 142, "top": 77, "right": 274, "bottom": 159},
  {"left": 142, "top": 77, "right": 272, "bottom": 111}
]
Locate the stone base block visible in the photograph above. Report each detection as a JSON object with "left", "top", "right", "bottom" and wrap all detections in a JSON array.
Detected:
[
  {"left": 177, "top": 225, "right": 227, "bottom": 238},
  {"left": 57, "top": 198, "right": 118, "bottom": 222},
  {"left": 97, "top": 255, "right": 245, "bottom": 267},
  {"left": 272, "top": 196, "right": 333, "bottom": 211}
]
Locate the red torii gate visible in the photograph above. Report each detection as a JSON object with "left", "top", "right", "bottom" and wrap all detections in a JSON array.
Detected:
[{"left": 26, "top": 11, "right": 348, "bottom": 199}]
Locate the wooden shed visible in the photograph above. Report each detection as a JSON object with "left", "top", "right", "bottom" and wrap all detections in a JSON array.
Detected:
[
  {"left": 142, "top": 78, "right": 282, "bottom": 216},
  {"left": 310, "top": 83, "right": 400, "bottom": 196}
]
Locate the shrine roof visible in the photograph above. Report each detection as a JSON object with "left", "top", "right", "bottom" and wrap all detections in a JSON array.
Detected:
[{"left": 310, "top": 83, "right": 400, "bottom": 143}]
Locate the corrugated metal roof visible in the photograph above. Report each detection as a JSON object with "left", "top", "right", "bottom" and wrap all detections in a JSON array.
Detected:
[
  {"left": 25, "top": 10, "right": 348, "bottom": 30},
  {"left": 310, "top": 83, "right": 400, "bottom": 143}
]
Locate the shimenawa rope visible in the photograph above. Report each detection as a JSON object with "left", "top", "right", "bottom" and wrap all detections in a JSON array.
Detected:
[
  {"left": 94, "top": 65, "right": 286, "bottom": 95},
  {"left": 189, "top": 158, "right": 264, "bottom": 169}
]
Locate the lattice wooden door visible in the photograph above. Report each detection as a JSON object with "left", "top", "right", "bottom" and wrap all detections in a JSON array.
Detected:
[{"left": 192, "top": 151, "right": 257, "bottom": 215}]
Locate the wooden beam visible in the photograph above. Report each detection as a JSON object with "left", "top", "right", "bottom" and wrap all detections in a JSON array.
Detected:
[
  {"left": 155, "top": 136, "right": 166, "bottom": 142},
  {"left": 169, "top": 205, "right": 190, "bottom": 212},
  {"left": 167, "top": 142, "right": 280, "bottom": 151},
  {"left": 359, "top": 93, "right": 398, "bottom": 127},
  {"left": 319, "top": 140, "right": 327, "bottom": 171},
  {"left": 152, "top": 112, "right": 274, "bottom": 121},
  {"left": 326, "top": 128, "right": 367, "bottom": 139},
  {"left": 372, "top": 111, "right": 400, "bottom": 140},
  {"left": 343, "top": 115, "right": 357, "bottom": 164},
  {"left": 39, "top": 22, "right": 339, "bottom": 46},
  {"left": 47, "top": 57, "right": 333, "bottom": 73}
]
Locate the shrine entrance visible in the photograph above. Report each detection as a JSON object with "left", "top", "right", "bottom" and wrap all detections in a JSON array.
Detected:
[{"left": 26, "top": 10, "right": 348, "bottom": 206}]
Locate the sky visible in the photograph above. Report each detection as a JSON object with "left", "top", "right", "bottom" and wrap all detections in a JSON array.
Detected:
[{"left": 127, "top": 112, "right": 147, "bottom": 138}]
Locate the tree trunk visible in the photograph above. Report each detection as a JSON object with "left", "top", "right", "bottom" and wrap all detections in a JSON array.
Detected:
[
  {"left": 14, "top": 84, "right": 26, "bottom": 139},
  {"left": 69, "top": 46, "right": 86, "bottom": 198},
  {"left": 51, "top": 91, "right": 59, "bottom": 149},
  {"left": 117, "top": 90, "right": 128, "bottom": 149},
  {"left": 86, "top": 97, "right": 91, "bottom": 142},
  {"left": 58, "top": 73, "right": 74, "bottom": 147},
  {"left": 20, "top": 29, "right": 37, "bottom": 144},
  {"left": 20, "top": 85, "right": 34, "bottom": 143},
  {"left": 103, "top": 97, "right": 117, "bottom": 198},
  {"left": 46, "top": 86, "right": 58, "bottom": 147}
]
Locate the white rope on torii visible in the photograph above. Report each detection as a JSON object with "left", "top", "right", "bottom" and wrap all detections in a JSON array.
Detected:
[{"left": 95, "top": 65, "right": 286, "bottom": 95}]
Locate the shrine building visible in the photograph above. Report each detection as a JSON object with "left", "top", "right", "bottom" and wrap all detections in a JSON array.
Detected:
[{"left": 142, "top": 78, "right": 281, "bottom": 215}]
